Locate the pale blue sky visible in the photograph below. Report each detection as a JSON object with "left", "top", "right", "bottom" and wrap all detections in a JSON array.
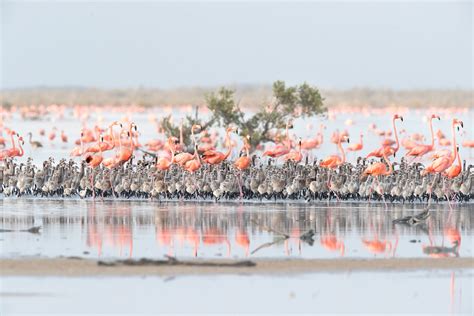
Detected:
[{"left": 1, "top": 1, "right": 472, "bottom": 89}]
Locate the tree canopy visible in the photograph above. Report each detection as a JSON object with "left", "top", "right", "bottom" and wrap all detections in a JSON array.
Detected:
[{"left": 160, "top": 80, "right": 325, "bottom": 151}]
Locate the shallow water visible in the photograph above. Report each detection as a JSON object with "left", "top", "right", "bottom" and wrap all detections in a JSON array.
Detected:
[
  {"left": 1, "top": 200, "right": 472, "bottom": 260},
  {"left": 1, "top": 270, "right": 472, "bottom": 314}
]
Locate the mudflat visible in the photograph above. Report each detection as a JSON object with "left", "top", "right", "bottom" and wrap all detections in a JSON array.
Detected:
[{"left": 1, "top": 257, "right": 472, "bottom": 277}]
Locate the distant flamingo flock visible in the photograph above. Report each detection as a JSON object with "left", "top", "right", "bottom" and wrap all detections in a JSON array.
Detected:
[{"left": 1, "top": 106, "right": 473, "bottom": 205}]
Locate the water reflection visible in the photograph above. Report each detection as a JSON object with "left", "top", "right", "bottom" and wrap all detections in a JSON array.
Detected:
[{"left": 0, "top": 200, "right": 472, "bottom": 259}]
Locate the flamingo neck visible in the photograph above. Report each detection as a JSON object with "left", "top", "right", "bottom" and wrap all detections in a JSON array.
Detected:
[
  {"left": 393, "top": 118, "right": 399, "bottom": 151},
  {"left": 224, "top": 130, "right": 233, "bottom": 159},
  {"left": 18, "top": 141, "right": 24, "bottom": 156},
  {"left": 338, "top": 139, "right": 346, "bottom": 164},
  {"left": 191, "top": 128, "right": 197, "bottom": 150},
  {"left": 98, "top": 139, "right": 103, "bottom": 155},
  {"left": 450, "top": 121, "right": 457, "bottom": 163},
  {"left": 128, "top": 126, "right": 135, "bottom": 150},
  {"left": 429, "top": 117, "right": 435, "bottom": 148},
  {"left": 179, "top": 120, "right": 183, "bottom": 147},
  {"left": 382, "top": 152, "right": 393, "bottom": 175},
  {"left": 286, "top": 124, "right": 291, "bottom": 150},
  {"left": 193, "top": 145, "right": 200, "bottom": 163},
  {"left": 129, "top": 132, "right": 134, "bottom": 154},
  {"left": 456, "top": 146, "right": 461, "bottom": 166},
  {"left": 118, "top": 131, "right": 123, "bottom": 152},
  {"left": 168, "top": 139, "right": 176, "bottom": 164},
  {"left": 168, "top": 139, "right": 176, "bottom": 156},
  {"left": 109, "top": 125, "right": 114, "bottom": 145},
  {"left": 10, "top": 133, "right": 15, "bottom": 149}
]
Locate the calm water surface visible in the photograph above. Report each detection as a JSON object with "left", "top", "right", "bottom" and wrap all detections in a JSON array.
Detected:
[
  {"left": 1, "top": 270, "right": 472, "bottom": 314},
  {"left": 1, "top": 199, "right": 472, "bottom": 260}
]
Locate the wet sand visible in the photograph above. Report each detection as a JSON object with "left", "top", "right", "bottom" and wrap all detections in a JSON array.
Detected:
[{"left": 1, "top": 257, "right": 473, "bottom": 276}]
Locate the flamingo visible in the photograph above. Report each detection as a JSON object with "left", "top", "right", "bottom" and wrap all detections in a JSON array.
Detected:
[
  {"left": 284, "top": 140, "right": 302, "bottom": 163},
  {"left": 366, "top": 114, "right": 403, "bottom": 158},
  {"left": 363, "top": 148, "right": 393, "bottom": 206},
  {"left": 301, "top": 124, "right": 325, "bottom": 150},
  {"left": 320, "top": 135, "right": 349, "bottom": 169},
  {"left": 234, "top": 135, "right": 251, "bottom": 171},
  {"left": 462, "top": 139, "right": 474, "bottom": 148},
  {"left": 0, "top": 130, "right": 5, "bottom": 148},
  {"left": 234, "top": 135, "right": 252, "bottom": 198},
  {"left": 439, "top": 138, "right": 451, "bottom": 146},
  {"left": 445, "top": 145, "right": 461, "bottom": 179},
  {"left": 183, "top": 138, "right": 202, "bottom": 173},
  {"left": 156, "top": 137, "right": 178, "bottom": 171},
  {"left": 70, "top": 132, "right": 85, "bottom": 157},
  {"left": 202, "top": 126, "right": 237, "bottom": 165},
  {"left": 0, "top": 132, "right": 23, "bottom": 160},
  {"left": 263, "top": 120, "right": 293, "bottom": 158},
  {"left": 85, "top": 136, "right": 104, "bottom": 168},
  {"left": 48, "top": 127, "right": 57, "bottom": 142},
  {"left": 462, "top": 139, "right": 474, "bottom": 158},
  {"left": 401, "top": 137, "right": 418, "bottom": 151},
  {"left": 422, "top": 119, "right": 463, "bottom": 207},
  {"left": 422, "top": 119, "right": 463, "bottom": 176},
  {"left": 0, "top": 131, "right": 16, "bottom": 157},
  {"left": 87, "top": 122, "right": 119, "bottom": 153},
  {"left": 8, "top": 135, "right": 24, "bottom": 159},
  {"left": 363, "top": 150, "right": 393, "bottom": 177},
  {"left": 174, "top": 124, "right": 200, "bottom": 166},
  {"left": 114, "top": 123, "right": 138, "bottom": 164},
  {"left": 184, "top": 153, "right": 201, "bottom": 173},
  {"left": 60, "top": 130, "right": 68, "bottom": 143},
  {"left": 347, "top": 133, "right": 363, "bottom": 152},
  {"left": 85, "top": 137, "right": 113, "bottom": 153},
  {"left": 406, "top": 114, "right": 440, "bottom": 159}
]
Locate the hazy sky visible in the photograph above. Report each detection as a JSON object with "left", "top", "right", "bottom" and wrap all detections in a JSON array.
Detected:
[{"left": 1, "top": 1, "right": 472, "bottom": 90}]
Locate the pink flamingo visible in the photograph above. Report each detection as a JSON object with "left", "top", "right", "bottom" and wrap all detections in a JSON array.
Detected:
[
  {"left": 406, "top": 114, "right": 440, "bottom": 159},
  {"left": 366, "top": 114, "right": 403, "bottom": 158}
]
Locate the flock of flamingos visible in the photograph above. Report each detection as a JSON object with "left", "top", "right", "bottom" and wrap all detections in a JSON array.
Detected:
[{"left": 0, "top": 105, "right": 473, "bottom": 206}]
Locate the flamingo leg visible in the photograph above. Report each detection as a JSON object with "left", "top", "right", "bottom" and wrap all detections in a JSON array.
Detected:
[
  {"left": 427, "top": 174, "right": 438, "bottom": 208},
  {"left": 90, "top": 171, "right": 95, "bottom": 199},
  {"left": 237, "top": 171, "right": 243, "bottom": 199},
  {"left": 326, "top": 172, "right": 332, "bottom": 202},
  {"left": 374, "top": 176, "right": 387, "bottom": 209}
]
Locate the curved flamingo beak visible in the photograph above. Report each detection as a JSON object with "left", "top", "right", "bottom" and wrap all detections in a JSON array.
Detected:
[{"left": 400, "top": 116, "right": 404, "bottom": 122}]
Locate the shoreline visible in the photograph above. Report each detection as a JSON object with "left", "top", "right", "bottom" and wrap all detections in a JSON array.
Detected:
[
  {"left": 1, "top": 257, "right": 473, "bottom": 277},
  {"left": 2, "top": 196, "right": 474, "bottom": 206}
]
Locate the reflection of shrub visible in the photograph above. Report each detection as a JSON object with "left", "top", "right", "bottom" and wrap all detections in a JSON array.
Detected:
[{"left": 160, "top": 81, "right": 326, "bottom": 151}]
